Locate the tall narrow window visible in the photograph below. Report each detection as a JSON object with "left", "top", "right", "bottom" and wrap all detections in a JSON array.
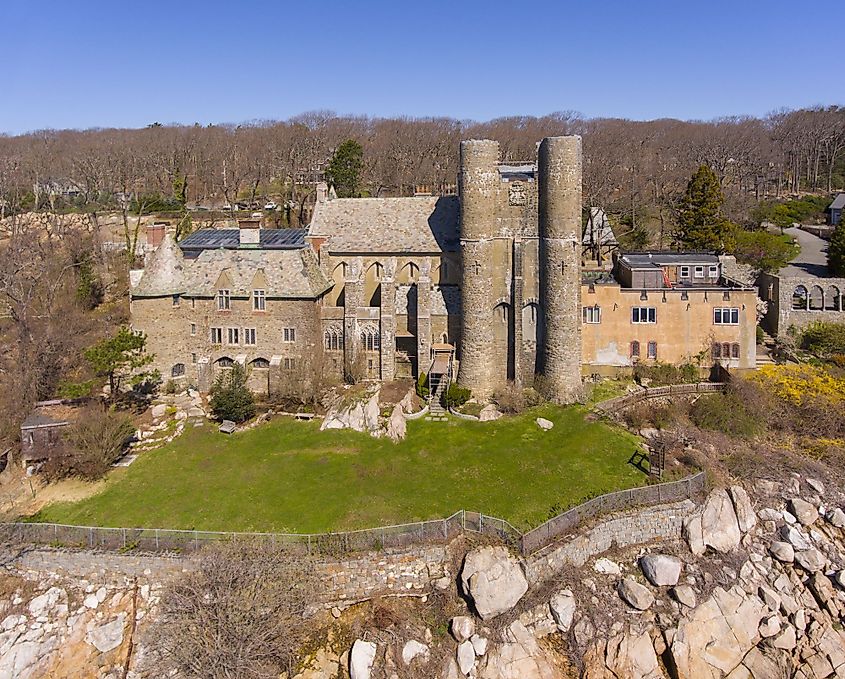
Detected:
[
  {"left": 630, "top": 340, "right": 640, "bottom": 358},
  {"left": 227, "top": 327, "right": 239, "bottom": 345},
  {"left": 647, "top": 341, "right": 657, "bottom": 359},
  {"left": 283, "top": 327, "right": 296, "bottom": 343},
  {"left": 244, "top": 328, "right": 256, "bottom": 346},
  {"left": 217, "top": 289, "right": 231, "bottom": 311},
  {"left": 253, "top": 289, "right": 266, "bottom": 311},
  {"left": 731, "top": 343, "right": 740, "bottom": 359},
  {"left": 210, "top": 327, "right": 223, "bottom": 344},
  {"left": 172, "top": 294, "right": 180, "bottom": 307}
]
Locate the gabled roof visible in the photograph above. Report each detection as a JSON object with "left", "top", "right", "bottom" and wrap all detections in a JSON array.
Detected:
[
  {"left": 180, "top": 248, "right": 331, "bottom": 299},
  {"left": 131, "top": 233, "right": 185, "bottom": 297},
  {"left": 309, "top": 195, "right": 460, "bottom": 254}
]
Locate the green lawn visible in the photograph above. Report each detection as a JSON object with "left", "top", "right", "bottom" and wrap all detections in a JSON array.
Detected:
[{"left": 31, "top": 405, "right": 644, "bottom": 533}]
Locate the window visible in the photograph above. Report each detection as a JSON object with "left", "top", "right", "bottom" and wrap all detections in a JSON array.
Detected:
[
  {"left": 172, "top": 294, "right": 180, "bottom": 307},
  {"left": 694, "top": 266, "right": 704, "bottom": 278},
  {"left": 712, "top": 342, "right": 721, "bottom": 359},
  {"left": 722, "top": 342, "right": 731, "bottom": 358},
  {"left": 714, "top": 307, "right": 740, "bottom": 325},
  {"left": 227, "top": 327, "right": 239, "bottom": 345},
  {"left": 709, "top": 265, "right": 719, "bottom": 277},
  {"left": 190, "top": 323, "right": 196, "bottom": 336},
  {"left": 731, "top": 343, "right": 740, "bottom": 359},
  {"left": 216, "top": 357, "right": 234, "bottom": 368},
  {"left": 210, "top": 327, "right": 223, "bottom": 344},
  {"left": 679, "top": 266, "right": 690, "bottom": 278},
  {"left": 253, "top": 289, "right": 266, "bottom": 311},
  {"left": 582, "top": 305, "right": 601, "bottom": 324},
  {"left": 324, "top": 327, "right": 344, "bottom": 351},
  {"left": 171, "top": 363, "right": 185, "bottom": 377},
  {"left": 191, "top": 353, "right": 197, "bottom": 364},
  {"left": 191, "top": 298, "right": 196, "bottom": 309},
  {"left": 631, "top": 307, "right": 656, "bottom": 324},
  {"left": 361, "top": 325, "right": 380, "bottom": 351},
  {"left": 244, "top": 328, "right": 256, "bottom": 346},
  {"left": 647, "top": 341, "right": 657, "bottom": 359},
  {"left": 283, "top": 357, "right": 296, "bottom": 370},
  {"left": 217, "top": 289, "right": 231, "bottom": 310},
  {"left": 630, "top": 341, "right": 640, "bottom": 358},
  {"left": 251, "top": 357, "right": 269, "bottom": 369},
  {"left": 283, "top": 327, "right": 296, "bottom": 343}
]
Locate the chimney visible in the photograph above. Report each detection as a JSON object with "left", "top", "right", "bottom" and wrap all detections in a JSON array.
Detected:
[
  {"left": 316, "top": 182, "right": 328, "bottom": 203},
  {"left": 146, "top": 223, "right": 165, "bottom": 248},
  {"left": 238, "top": 217, "right": 261, "bottom": 247}
]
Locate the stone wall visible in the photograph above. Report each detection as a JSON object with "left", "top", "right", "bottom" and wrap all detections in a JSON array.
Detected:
[{"left": 759, "top": 271, "right": 845, "bottom": 336}]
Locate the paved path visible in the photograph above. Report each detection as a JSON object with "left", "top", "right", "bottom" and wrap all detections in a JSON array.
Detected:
[{"left": 779, "top": 226, "right": 829, "bottom": 277}]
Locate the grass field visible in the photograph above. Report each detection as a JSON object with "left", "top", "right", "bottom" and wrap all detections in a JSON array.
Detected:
[{"left": 30, "top": 405, "right": 645, "bottom": 533}]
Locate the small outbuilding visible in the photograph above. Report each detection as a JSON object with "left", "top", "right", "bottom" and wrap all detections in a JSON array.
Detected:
[
  {"left": 830, "top": 194, "right": 845, "bottom": 227},
  {"left": 19, "top": 400, "right": 79, "bottom": 465}
]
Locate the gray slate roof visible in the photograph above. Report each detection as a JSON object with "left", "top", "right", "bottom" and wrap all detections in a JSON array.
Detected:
[
  {"left": 132, "top": 234, "right": 330, "bottom": 299},
  {"left": 309, "top": 196, "right": 460, "bottom": 254},
  {"left": 831, "top": 194, "right": 845, "bottom": 210},
  {"left": 620, "top": 252, "right": 719, "bottom": 269}
]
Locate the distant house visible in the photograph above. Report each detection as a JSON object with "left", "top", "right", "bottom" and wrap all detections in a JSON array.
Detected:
[
  {"left": 20, "top": 400, "right": 80, "bottom": 465},
  {"left": 830, "top": 194, "right": 845, "bottom": 227}
]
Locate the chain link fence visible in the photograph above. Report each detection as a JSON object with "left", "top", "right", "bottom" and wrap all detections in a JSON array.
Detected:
[{"left": 5, "top": 473, "right": 705, "bottom": 557}]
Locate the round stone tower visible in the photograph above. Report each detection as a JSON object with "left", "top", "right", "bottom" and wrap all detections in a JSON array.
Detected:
[
  {"left": 538, "top": 136, "right": 583, "bottom": 403},
  {"left": 457, "top": 139, "right": 500, "bottom": 397}
]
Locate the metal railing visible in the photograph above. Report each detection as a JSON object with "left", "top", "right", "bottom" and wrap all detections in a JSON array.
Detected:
[
  {"left": 4, "top": 472, "right": 705, "bottom": 558},
  {"left": 594, "top": 382, "right": 727, "bottom": 415}
]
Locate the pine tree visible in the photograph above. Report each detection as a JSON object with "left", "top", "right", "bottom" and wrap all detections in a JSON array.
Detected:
[
  {"left": 325, "top": 139, "right": 364, "bottom": 198},
  {"left": 209, "top": 363, "right": 256, "bottom": 423},
  {"left": 674, "top": 165, "right": 734, "bottom": 252},
  {"left": 829, "top": 222, "right": 845, "bottom": 276}
]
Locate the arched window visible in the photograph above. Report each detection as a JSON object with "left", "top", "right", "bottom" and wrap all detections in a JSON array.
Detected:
[
  {"left": 250, "top": 358, "right": 270, "bottom": 369},
  {"left": 792, "top": 285, "right": 808, "bottom": 311},
  {"left": 324, "top": 326, "right": 344, "bottom": 351},
  {"left": 494, "top": 302, "right": 510, "bottom": 324},
  {"left": 329, "top": 263, "right": 347, "bottom": 307},
  {"left": 171, "top": 363, "right": 185, "bottom": 377},
  {"left": 399, "top": 262, "right": 419, "bottom": 283},
  {"left": 826, "top": 285, "right": 841, "bottom": 311},
  {"left": 731, "top": 343, "right": 740, "bottom": 359},
  {"left": 360, "top": 325, "right": 380, "bottom": 351},
  {"left": 630, "top": 341, "right": 640, "bottom": 359},
  {"left": 216, "top": 356, "right": 234, "bottom": 368},
  {"left": 809, "top": 285, "right": 824, "bottom": 311},
  {"left": 722, "top": 342, "right": 731, "bottom": 358},
  {"left": 712, "top": 342, "right": 722, "bottom": 359}
]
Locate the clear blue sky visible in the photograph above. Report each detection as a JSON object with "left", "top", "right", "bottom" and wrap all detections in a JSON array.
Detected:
[{"left": 1, "top": 0, "right": 842, "bottom": 135}]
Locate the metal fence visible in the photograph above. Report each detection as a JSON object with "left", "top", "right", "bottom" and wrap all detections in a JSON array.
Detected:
[
  {"left": 4, "top": 472, "right": 705, "bottom": 558},
  {"left": 519, "top": 471, "right": 707, "bottom": 554},
  {"left": 594, "top": 382, "right": 726, "bottom": 415}
]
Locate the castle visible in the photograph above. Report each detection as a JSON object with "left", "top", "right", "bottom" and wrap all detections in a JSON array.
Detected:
[{"left": 130, "top": 136, "right": 757, "bottom": 402}]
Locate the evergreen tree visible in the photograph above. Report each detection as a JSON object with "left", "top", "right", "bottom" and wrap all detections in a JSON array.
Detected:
[
  {"left": 829, "top": 222, "right": 845, "bottom": 276},
  {"left": 209, "top": 363, "right": 256, "bottom": 423},
  {"left": 674, "top": 165, "right": 734, "bottom": 252},
  {"left": 84, "top": 327, "right": 156, "bottom": 397},
  {"left": 325, "top": 139, "right": 364, "bottom": 198}
]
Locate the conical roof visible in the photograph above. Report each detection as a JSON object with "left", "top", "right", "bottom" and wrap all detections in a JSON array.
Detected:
[{"left": 131, "top": 233, "right": 185, "bottom": 297}]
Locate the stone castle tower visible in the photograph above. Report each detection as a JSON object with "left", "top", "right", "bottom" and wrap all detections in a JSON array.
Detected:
[{"left": 457, "top": 136, "right": 583, "bottom": 403}]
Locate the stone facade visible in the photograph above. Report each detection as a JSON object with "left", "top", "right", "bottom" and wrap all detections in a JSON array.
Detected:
[{"left": 758, "top": 271, "right": 845, "bottom": 336}]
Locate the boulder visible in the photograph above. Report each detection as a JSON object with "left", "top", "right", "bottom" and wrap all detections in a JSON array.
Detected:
[
  {"left": 779, "top": 525, "right": 811, "bottom": 551},
  {"left": 401, "top": 640, "right": 428, "bottom": 665},
  {"left": 457, "top": 640, "right": 475, "bottom": 675},
  {"left": 85, "top": 614, "right": 125, "bottom": 653},
  {"left": 478, "top": 404, "right": 502, "bottom": 422},
  {"left": 639, "top": 554, "right": 682, "bottom": 587},
  {"left": 772, "top": 626, "right": 797, "bottom": 651},
  {"left": 807, "top": 478, "right": 825, "bottom": 495},
  {"left": 757, "top": 508, "right": 781, "bottom": 522},
  {"left": 794, "top": 548, "right": 826, "bottom": 572},
  {"left": 769, "top": 541, "right": 794, "bottom": 563},
  {"left": 617, "top": 578, "right": 654, "bottom": 610},
  {"left": 758, "top": 613, "right": 780, "bottom": 638},
  {"left": 450, "top": 616, "right": 475, "bottom": 643},
  {"left": 471, "top": 635, "right": 488, "bottom": 657},
  {"left": 593, "top": 557, "right": 622, "bottom": 576},
  {"left": 477, "top": 621, "right": 557, "bottom": 679},
  {"left": 83, "top": 594, "right": 99, "bottom": 609},
  {"left": 671, "top": 585, "right": 697, "bottom": 608},
  {"left": 604, "top": 631, "right": 663, "bottom": 679},
  {"left": 349, "top": 640, "right": 377, "bottom": 679},
  {"left": 460, "top": 546, "right": 528, "bottom": 620},
  {"left": 151, "top": 403, "right": 167, "bottom": 419},
  {"left": 826, "top": 508, "right": 845, "bottom": 529},
  {"left": 789, "top": 498, "right": 819, "bottom": 526},
  {"left": 700, "top": 489, "right": 742, "bottom": 553},
  {"left": 549, "top": 589, "right": 576, "bottom": 632},
  {"left": 729, "top": 486, "right": 757, "bottom": 533},
  {"left": 671, "top": 586, "right": 766, "bottom": 678},
  {"left": 385, "top": 404, "right": 406, "bottom": 442},
  {"left": 27, "top": 588, "right": 64, "bottom": 617},
  {"left": 535, "top": 417, "right": 554, "bottom": 431}
]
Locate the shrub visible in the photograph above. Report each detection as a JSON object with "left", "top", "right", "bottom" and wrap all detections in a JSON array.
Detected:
[
  {"left": 690, "top": 392, "right": 761, "bottom": 439},
  {"left": 801, "top": 322, "right": 845, "bottom": 357},
  {"left": 731, "top": 230, "right": 799, "bottom": 274},
  {"left": 493, "top": 381, "right": 525, "bottom": 414},
  {"left": 634, "top": 361, "right": 699, "bottom": 386},
  {"left": 442, "top": 383, "right": 471, "bottom": 409},
  {"left": 756, "top": 325, "right": 765, "bottom": 345},
  {"left": 209, "top": 363, "right": 256, "bottom": 423},
  {"left": 56, "top": 379, "right": 95, "bottom": 399},
  {"left": 43, "top": 405, "right": 135, "bottom": 481},
  {"left": 415, "top": 372, "right": 429, "bottom": 399}
]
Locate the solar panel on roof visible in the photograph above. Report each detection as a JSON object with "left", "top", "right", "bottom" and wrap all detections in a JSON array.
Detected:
[{"left": 179, "top": 229, "right": 306, "bottom": 250}]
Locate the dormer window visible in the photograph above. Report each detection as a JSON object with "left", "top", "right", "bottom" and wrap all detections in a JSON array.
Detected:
[
  {"left": 217, "top": 289, "right": 231, "bottom": 311},
  {"left": 253, "top": 289, "right": 266, "bottom": 311}
]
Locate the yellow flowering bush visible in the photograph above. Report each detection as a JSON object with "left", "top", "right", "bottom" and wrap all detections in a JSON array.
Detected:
[{"left": 749, "top": 364, "right": 845, "bottom": 407}]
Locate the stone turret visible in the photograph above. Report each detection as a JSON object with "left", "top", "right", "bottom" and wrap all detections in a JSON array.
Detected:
[
  {"left": 457, "top": 139, "right": 500, "bottom": 396},
  {"left": 538, "top": 136, "right": 583, "bottom": 403}
]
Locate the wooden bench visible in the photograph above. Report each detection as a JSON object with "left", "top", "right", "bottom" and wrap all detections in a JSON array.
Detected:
[{"left": 293, "top": 413, "right": 315, "bottom": 421}]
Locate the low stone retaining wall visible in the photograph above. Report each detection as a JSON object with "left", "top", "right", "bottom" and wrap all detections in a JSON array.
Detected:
[{"left": 525, "top": 499, "right": 697, "bottom": 584}]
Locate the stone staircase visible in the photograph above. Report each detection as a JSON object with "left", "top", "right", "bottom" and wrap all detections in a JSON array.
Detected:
[
  {"left": 425, "top": 373, "right": 449, "bottom": 422},
  {"left": 756, "top": 329, "right": 777, "bottom": 367}
]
